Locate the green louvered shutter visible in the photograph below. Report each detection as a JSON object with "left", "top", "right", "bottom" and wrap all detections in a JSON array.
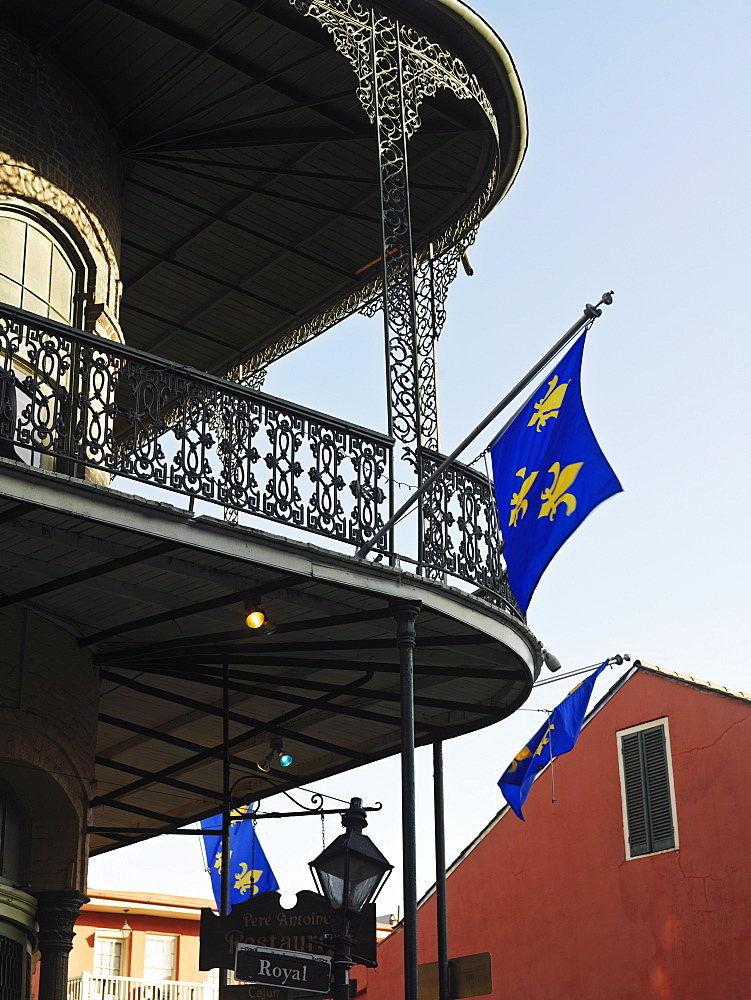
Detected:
[
  {"left": 620, "top": 725, "right": 675, "bottom": 857},
  {"left": 642, "top": 726, "right": 675, "bottom": 852},
  {"left": 621, "top": 731, "right": 650, "bottom": 856}
]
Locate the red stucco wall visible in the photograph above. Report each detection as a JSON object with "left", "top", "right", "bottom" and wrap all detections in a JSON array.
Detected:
[{"left": 362, "top": 670, "right": 751, "bottom": 1000}]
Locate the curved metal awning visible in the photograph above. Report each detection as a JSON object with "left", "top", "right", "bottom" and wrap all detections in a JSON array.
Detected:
[
  {"left": 4, "top": 0, "right": 526, "bottom": 376},
  {"left": 0, "top": 460, "right": 540, "bottom": 854}
]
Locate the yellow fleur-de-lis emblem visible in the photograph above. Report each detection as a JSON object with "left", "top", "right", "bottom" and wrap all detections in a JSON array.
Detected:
[
  {"left": 234, "top": 862, "right": 264, "bottom": 896},
  {"left": 533, "top": 723, "right": 554, "bottom": 757},
  {"left": 507, "top": 744, "right": 534, "bottom": 773},
  {"left": 528, "top": 376, "right": 569, "bottom": 432},
  {"left": 509, "top": 467, "right": 539, "bottom": 526},
  {"left": 213, "top": 850, "right": 223, "bottom": 873},
  {"left": 538, "top": 462, "right": 584, "bottom": 521}
]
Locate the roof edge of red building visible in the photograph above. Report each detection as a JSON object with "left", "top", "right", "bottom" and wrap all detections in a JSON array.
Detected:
[{"left": 413, "top": 659, "right": 751, "bottom": 915}]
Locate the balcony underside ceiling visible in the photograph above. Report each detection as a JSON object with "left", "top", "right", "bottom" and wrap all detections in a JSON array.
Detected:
[
  {"left": 0, "top": 460, "right": 538, "bottom": 854},
  {"left": 3, "top": 0, "right": 525, "bottom": 376}
]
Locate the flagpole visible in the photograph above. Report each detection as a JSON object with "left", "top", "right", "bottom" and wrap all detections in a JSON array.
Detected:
[
  {"left": 355, "top": 293, "right": 614, "bottom": 560},
  {"left": 548, "top": 711, "right": 556, "bottom": 804},
  {"left": 534, "top": 654, "right": 629, "bottom": 687}
]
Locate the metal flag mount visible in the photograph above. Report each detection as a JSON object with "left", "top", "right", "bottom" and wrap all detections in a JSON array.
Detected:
[
  {"left": 355, "top": 293, "right": 615, "bottom": 561},
  {"left": 498, "top": 653, "right": 629, "bottom": 819}
]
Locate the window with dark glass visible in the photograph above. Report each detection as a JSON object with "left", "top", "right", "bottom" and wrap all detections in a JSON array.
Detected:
[
  {"left": 618, "top": 721, "right": 677, "bottom": 858},
  {"left": 0, "top": 782, "right": 30, "bottom": 887}
]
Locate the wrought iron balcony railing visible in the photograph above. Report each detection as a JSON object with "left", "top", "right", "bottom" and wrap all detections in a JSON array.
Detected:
[{"left": 0, "top": 304, "right": 520, "bottom": 618}]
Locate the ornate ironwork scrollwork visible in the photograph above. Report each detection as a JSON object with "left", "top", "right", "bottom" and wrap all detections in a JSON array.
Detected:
[
  {"left": 413, "top": 231, "right": 479, "bottom": 453},
  {"left": 0, "top": 305, "right": 391, "bottom": 552},
  {"left": 418, "top": 447, "right": 521, "bottom": 616},
  {"left": 291, "top": 0, "right": 497, "bottom": 140},
  {"left": 75, "top": 345, "right": 119, "bottom": 467},
  {"left": 308, "top": 423, "right": 347, "bottom": 537},
  {"left": 19, "top": 328, "right": 72, "bottom": 455},
  {"left": 348, "top": 434, "right": 387, "bottom": 543},
  {"left": 370, "top": 12, "right": 421, "bottom": 462},
  {"left": 215, "top": 2, "right": 502, "bottom": 413},
  {"left": 0, "top": 303, "right": 524, "bottom": 620},
  {"left": 217, "top": 395, "right": 262, "bottom": 514},
  {"left": 292, "top": 1, "right": 376, "bottom": 120},
  {"left": 289, "top": 0, "right": 499, "bottom": 464},
  {"left": 263, "top": 409, "right": 305, "bottom": 526}
]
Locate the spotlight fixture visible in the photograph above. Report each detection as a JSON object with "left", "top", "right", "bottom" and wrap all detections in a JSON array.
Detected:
[
  {"left": 244, "top": 599, "right": 276, "bottom": 633},
  {"left": 245, "top": 608, "right": 266, "bottom": 629},
  {"left": 542, "top": 648, "right": 563, "bottom": 673},
  {"left": 256, "top": 737, "right": 294, "bottom": 771}
]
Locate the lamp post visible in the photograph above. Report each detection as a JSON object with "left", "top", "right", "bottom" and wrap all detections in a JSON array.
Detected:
[{"left": 309, "top": 798, "right": 392, "bottom": 1000}]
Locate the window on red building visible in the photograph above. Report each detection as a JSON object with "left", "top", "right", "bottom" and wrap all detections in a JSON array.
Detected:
[{"left": 617, "top": 718, "right": 678, "bottom": 859}]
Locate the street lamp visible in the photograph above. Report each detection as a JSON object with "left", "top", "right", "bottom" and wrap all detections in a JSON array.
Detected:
[{"left": 309, "top": 798, "right": 392, "bottom": 1000}]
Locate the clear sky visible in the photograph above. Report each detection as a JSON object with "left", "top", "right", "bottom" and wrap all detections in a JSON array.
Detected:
[{"left": 89, "top": 0, "right": 751, "bottom": 919}]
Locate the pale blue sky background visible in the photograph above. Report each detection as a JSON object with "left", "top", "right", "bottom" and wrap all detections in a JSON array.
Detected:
[{"left": 90, "top": 0, "right": 751, "bottom": 917}]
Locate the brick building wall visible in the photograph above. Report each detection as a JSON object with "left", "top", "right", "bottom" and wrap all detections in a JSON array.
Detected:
[
  {"left": 0, "top": 606, "right": 98, "bottom": 893},
  {"left": 0, "top": 28, "right": 123, "bottom": 343}
]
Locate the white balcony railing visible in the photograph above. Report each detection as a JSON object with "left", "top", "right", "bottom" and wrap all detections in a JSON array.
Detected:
[{"left": 67, "top": 973, "right": 217, "bottom": 1000}]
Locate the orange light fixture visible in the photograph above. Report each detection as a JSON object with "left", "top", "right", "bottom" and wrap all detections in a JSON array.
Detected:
[{"left": 245, "top": 609, "right": 266, "bottom": 629}]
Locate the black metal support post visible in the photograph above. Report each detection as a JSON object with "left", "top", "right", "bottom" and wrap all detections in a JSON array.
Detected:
[
  {"left": 392, "top": 600, "right": 421, "bottom": 1000},
  {"left": 35, "top": 890, "right": 89, "bottom": 1000},
  {"left": 331, "top": 936, "right": 353, "bottom": 1000},
  {"left": 220, "top": 658, "right": 231, "bottom": 989},
  {"left": 433, "top": 742, "right": 450, "bottom": 1000}
]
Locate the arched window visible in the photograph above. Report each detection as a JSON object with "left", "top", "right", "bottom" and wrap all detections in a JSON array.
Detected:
[
  {"left": 0, "top": 202, "right": 89, "bottom": 466},
  {"left": 0, "top": 200, "right": 86, "bottom": 326}
]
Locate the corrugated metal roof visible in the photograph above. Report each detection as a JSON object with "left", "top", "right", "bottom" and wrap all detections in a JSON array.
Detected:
[
  {"left": 5, "top": 0, "right": 525, "bottom": 376},
  {"left": 0, "top": 462, "right": 540, "bottom": 855}
]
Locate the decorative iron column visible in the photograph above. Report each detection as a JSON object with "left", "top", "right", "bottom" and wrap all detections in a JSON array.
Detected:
[
  {"left": 290, "top": 0, "right": 499, "bottom": 536},
  {"left": 413, "top": 245, "right": 471, "bottom": 455},
  {"left": 35, "top": 889, "right": 88, "bottom": 1000},
  {"left": 371, "top": 15, "right": 420, "bottom": 464},
  {"left": 413, "top": 241, "right": 476, "bottom": 578},
  {"left": 391, "top": 599, "right": 421, "bottom": 1000}
]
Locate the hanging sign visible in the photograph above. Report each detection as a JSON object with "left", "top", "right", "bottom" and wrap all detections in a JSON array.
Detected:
[
  {"left": 418, "top": 952, "right": 492, "bottom": 1000},
  {"left": 220, "top": 987, "right": 327, "bottom": 1000},
  {"left": 200, "top": 890, "right": 377, "bottom": 971},
  {"left": 235, "top": 944, "right": 332, "bottom": 994}
]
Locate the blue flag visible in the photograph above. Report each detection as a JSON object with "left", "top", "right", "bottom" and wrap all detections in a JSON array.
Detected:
[
  {"left": 201, "top": 806, "right": 279, "bottom": 909},
  {"left": 490, "top": 334, "right": 622, "bottom": 612},
  {"left": 498, "top": 661, "right": 607, "bottom": 819}
]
